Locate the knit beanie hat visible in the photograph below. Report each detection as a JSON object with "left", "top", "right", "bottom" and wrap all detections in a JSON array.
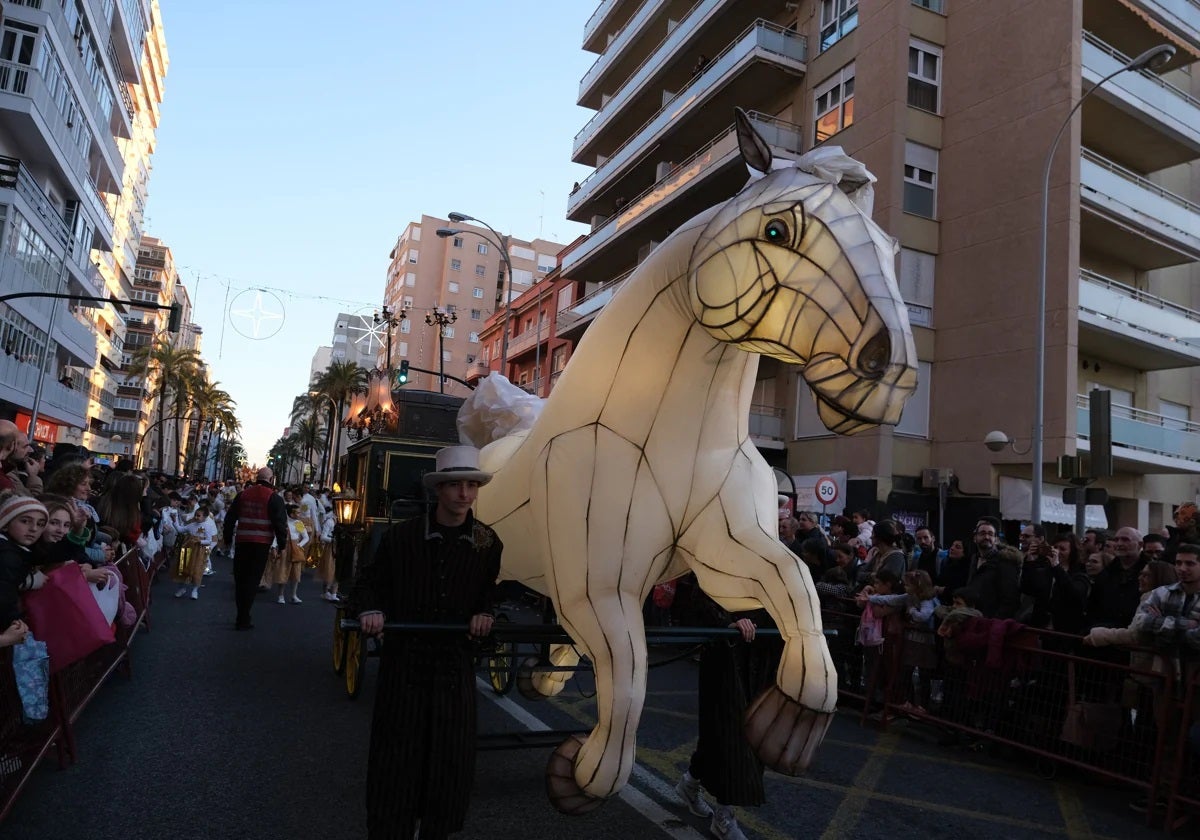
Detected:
[{"left": 0, "top": 494, "right": 48, "bottom": 531}]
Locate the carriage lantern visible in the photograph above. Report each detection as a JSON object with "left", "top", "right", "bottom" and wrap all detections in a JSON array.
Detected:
[{"left": 333, "top": 487, "right": 361, "bottom": 526}]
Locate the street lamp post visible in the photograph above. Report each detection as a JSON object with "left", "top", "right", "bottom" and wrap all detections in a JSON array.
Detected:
[
  {"left": 1029, "top": 42, "right": 1174, "bottom": 526},
  {"left": 374, "top": 303, "right": 407, "bottom": 370},
  {"left": 436, "top": 214, "right": 515, "bottom": 376},
  {"left": 425, "top": 308, "right": 458, "bottom": 394}
]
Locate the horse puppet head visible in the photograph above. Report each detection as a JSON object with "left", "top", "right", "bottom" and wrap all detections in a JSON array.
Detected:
[{"left": 688, "top": 109, "right": 918, "bottom": 434}]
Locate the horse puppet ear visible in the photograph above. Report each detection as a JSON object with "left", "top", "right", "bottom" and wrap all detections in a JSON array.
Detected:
[{"left": 735, "top": 108, "right": 772, "bottom": 175}]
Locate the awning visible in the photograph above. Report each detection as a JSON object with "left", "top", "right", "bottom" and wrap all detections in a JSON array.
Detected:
[
  {"left": 998, "top": 476, "right": 1110, "bottom": 529},
  {"left": 1115, "top": 0, "right": 1200, "bottom": 63}
]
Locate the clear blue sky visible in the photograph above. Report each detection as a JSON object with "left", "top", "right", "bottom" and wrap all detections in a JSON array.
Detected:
[{"left": 146, "top": 1, "right": 595, "bottom": 466}]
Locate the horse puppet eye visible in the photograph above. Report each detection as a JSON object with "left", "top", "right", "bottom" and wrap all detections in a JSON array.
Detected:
[{"left": 763, "top": 219, "right": 790, "bottom": 244}]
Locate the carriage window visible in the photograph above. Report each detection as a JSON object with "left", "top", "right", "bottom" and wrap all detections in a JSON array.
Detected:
[
  {"left": 908, "top": 39, "right": 941, "bottom": 114},
  {"left": 819, "top": 0, "right": 858, "bottom": 52},
  {"left": 814, "top": 64, "right": 855, "bottom": 144},
  {"left": 903, "top": 142, "right": 938, "bottom": 219}
]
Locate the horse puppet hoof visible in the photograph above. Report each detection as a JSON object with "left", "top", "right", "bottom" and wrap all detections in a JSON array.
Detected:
[
  {"left": 545, "top": 734, "right": 606, "bottom": 816},
  {"left": 743, "top": 684, "right": 832, "bottom": 775}
]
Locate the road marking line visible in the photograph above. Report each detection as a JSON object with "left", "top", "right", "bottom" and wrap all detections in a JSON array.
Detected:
[
  {"left": 477, "top": 679, "right": 705, "bottom": 839},
  {"left": 1055, "top": 781, "right": 1096, "bottom": 839},
  {"left": 818, "top": 731, "right": 899, "bottom": 840}
]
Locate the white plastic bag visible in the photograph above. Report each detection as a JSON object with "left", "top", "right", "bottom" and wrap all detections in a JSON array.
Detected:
[
  {"left": 90, "top": 570, "right": 121, "bottom": 625},
  {"left": 457, "top": 374, "right": 545, "bottom": 448}
]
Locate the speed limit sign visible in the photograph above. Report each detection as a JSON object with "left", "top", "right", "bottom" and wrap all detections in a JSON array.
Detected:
[{"left": 815, "top": 476, "right": 839, "bottom": 507}]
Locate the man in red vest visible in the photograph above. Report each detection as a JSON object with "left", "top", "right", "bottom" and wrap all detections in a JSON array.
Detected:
[{"left": 223, "top": 466, "right": 289, "bottom": 630}]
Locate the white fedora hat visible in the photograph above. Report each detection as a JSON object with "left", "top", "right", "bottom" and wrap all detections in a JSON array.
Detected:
[{"left": 422, "top": 445, "right": 493, "bottom": 490}]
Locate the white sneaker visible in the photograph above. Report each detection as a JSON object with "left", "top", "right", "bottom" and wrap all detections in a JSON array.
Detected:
[
  {"left": 705, "top": 806, "right": 744, "bottom": 840},
  {"left": 190, "top": 588, "right": 199, "bottom": 600},
  {"left": 711, "top": 806, "right": 747, "bottom": 840},
  {"left": 674, "top": 771, "right": 713, "bottom": 818},
  {"left": 174, "top": 586, "right": 188, "bottom": 598},
  {"left": 276, "top": 596, "right": 286, "bottom": 604},
  {"left": 290, "top": 596, "right": 303, "bottom": 604}
]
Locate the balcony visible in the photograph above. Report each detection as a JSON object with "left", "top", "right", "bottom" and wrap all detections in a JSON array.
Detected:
[
  {"left": 1079, "top": 148, "right": 1200, "bottom": 269},
  {"left": 1077, "top": 393, "right": 1200, "bottom": 474},
  {"left": 750, "top": 404, "right": 785, "bottom": 449},
  {"left": 565, "top": 112, "right": 804, "bottom": 280},
  {"left": 0, "top": 352, "right": 87, "bottom": 429},
  {"left": 583, "top": 0, "right": 638, "bottom": 54},
  {"left": 54, "top": 308, "right": 98, "bottom": 368},
  {"left": 505, "top": 322, "right": 552, "bottom": 360},
  {"left": 0, "top": 155, "right": 71, "bottom": 248},
  {"left": 1078, "top": 269, "right": 1200, "bottom": 369},
  {"left": 555, "top": 269, "right": 635, "bottom": 339},
  {"left": 579, "top": 0, "right": 671, "bottom": 108},
  {"left": 1081, "top": 33, "right": 1200, "bottom": 172},
  {"left": 571, "top": 19, "right": 807, "bottom": 187},
  {"left": 110, "top": 0, "right": 147, "bottom": 84},
  {"left": 1084, "top": 0, "right": 1199, "bottom": 76},
  {"left": 1135, "top": 0, "right": 1200, "bottom": 46},
  {"left": 0, "top": 57, "right": 123, "bottom": 203}
]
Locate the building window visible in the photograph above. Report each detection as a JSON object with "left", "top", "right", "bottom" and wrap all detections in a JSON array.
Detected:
[
  {"left": 452, "top": 237, "right": 463, "bottom": 248},
  {"left": 477, "top": 242, "right": 488, "bottom": 255},
  {"left": 442, "top": 350, "right": 452, "bottom": 362},
  {"left": 912, "top": 0, "right": 945, "bottom": 12},
  {"left": 475, "top": 264, "right": 486, "bottom": 276},
  {"left": 1160, "top": 400, "right": 1191, "bottom": 431},
  {"left": 470, "top": 309, "right": 482, "bottom": 320},
  {"left": 406, "top": 272, "right": 416, "bottom": 287},
  {"left": 473, "top": 287, "right": 484, "bottom": 299},
  {"left": 469, "top": 332, "right": 479, "bottom": 343},
  {"left": 448, "top": 281, "right": 459, "bottom": 293},
  {"left": 899, "top": 248, "right": 935, "bottom": 327},
  {"left": 908, "top": 39, "right": 941, "bottom": 113},
  {"left": 402, "top": 296, "right": 414, "bottom": 308},
  {"left": 450, "top": 259, "right": 461, "bottom": 271},
  {"left": 819, "top": 0, "right": 858, "bottom": 52},
  {"left": 398, "top": 341, "right": 408, "bottom": 357},
  {"left": 467, "top": 354, "right": 476, "bottom": 364},
  {"left": 408, "top": 250, "right": 419, "bottom": 265},
  {"left": 442, "top": 326, "right": 455, "bottom": 339},
  {"left": 400, "top": 320, "right": 411, "bottom": 334},
  {"left": 537, "top": 254, "right": 557, "bottom": 273},
  {"left": 903, "top": 142, "right": 938, "bottom": 219},
  {"left": 894, "top": 361, "right": 932, "bottom": 438},
  {"left": 814, "top": 64, "right": 855, "bottom": 143}
]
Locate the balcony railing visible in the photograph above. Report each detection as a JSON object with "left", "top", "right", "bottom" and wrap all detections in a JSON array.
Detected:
[
  {"left": 505, "top": 323, "right": 551, "bottom": 358},
  {"left": 1080, "top": 268, "right": 1200, "bottom": 342},
  {"left": 1133, "top": 0, "right": 1200, "bottom": 43},
  {"left": 573, "top": 0, "right": 734, "bottom": 149},
  {"left": 572, "top": 21, "right": 806, "bottom": 218},
  {"left": 1078, "top": 393, "right": 1200, "bottom": 463},
  {"left": 41, "top": 0, "right": 118, "bottom": 138},
  {"left": 0, "top": 156, "right": 71, "bottom": 247},
  {"left": 575, "top": 19, "right": 806, "bottom": 158},
  {"left": 54, "top": 305, "right": 97, "bottom": 366},
  {"left": 0, "top": 351, "right": 87, "bottom": 427},
  {"left": 579, "top": 0, "right": 665, "bottom": 101},
  {"left": 1082, "top": 32, "right": 1200, "bottom": 147},
  {"left": 1080, "top": 148, "right": 1200, "bottom": 253},
  {"left": 749, "top": 404, "right": 784, "bottom": 441},
  {"left": 555, "top": 269, "right": 636, "bottom": 336},
  {"left": 566, "top": 112, "right": 804, "bottom": 266},
  {"left": 584, "top": 0, "right": 621, "bottom": 44}
]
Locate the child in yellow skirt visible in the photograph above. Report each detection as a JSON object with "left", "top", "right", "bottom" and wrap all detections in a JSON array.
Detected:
[
  {"left": 276, "top": 503, "right": 310, "bottom": 604},
  {"left": 174, "top": 503, "right": 217, "bottom": 600}
]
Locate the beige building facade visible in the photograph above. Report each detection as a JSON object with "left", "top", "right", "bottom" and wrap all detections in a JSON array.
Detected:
[
  {"left": 382, "top": 215, "right": 564, "bottom": 398},
  {"left": 566, "top": 0, "right": 1200, "bottom": 535}
]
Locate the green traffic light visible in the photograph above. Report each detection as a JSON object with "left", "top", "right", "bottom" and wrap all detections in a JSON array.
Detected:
[{"left": 396, "top": 360, "right": 410, "bottom": 386}]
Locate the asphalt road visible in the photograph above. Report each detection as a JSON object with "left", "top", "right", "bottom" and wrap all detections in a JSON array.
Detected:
[{"left": 3, "top": 565, "right": 1159, "bottom": 840}]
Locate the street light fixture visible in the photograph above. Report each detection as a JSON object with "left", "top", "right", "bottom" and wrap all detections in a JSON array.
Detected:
[
  {"left": 373, "top": 304, "right": 407, "bottom": 370},
  {"left": 425, "top": 307, "right": 458, "bottom": 394},
  {"left": 436, "top": 214, "right": 515, "bottom": 375},
  {"left": 1029, "top": 42, "right": 1174, "bottom": 526}
]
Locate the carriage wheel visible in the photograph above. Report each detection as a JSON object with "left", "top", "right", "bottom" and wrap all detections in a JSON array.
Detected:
[
  {"left": 332, "top": 607, "right": 347, "bottom": 675},
  {"left": 487, "top": 613, "right": 515, "bottom": 695},
  {"left": 516, "top": 656, "right": 546, "bottom": 701},
  {"left": 345, "top": 632, "right": 366, "bottom": 699}
]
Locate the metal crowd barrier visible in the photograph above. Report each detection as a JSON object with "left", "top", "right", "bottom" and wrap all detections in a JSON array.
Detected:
[{"left": 0, "top": 548, "right": 152, "bottom": 823}]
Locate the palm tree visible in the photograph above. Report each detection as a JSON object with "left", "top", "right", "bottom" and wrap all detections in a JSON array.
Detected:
[
  {"left": 291, "top": 415, "right": 327, "bottom": 483},
  {"left": 127, "top": 338, "right": 201, "bottom": 474},
  {"left": 268, "top": 434, "right": 303, "bottom": 485},
  {"left": 186, "top": 379, "right": 235, "bottom": 478},
  {"left": 311, "top": 361, "right": 367, "bottom": 486},
  {"left": 203, "top": 403, "right": 239, "bottom": 480}
]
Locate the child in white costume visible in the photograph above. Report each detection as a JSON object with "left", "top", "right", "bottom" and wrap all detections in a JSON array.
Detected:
[{"left": 276, "top": 504, "right": 309, "bottom": 605}]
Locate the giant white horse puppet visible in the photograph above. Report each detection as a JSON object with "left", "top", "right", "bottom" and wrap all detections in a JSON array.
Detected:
[{"left": 466, "top": 109, "right": 918, "bottom": 813}]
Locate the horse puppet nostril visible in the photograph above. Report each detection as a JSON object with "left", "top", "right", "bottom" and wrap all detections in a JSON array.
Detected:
[{"left": 857, "top": 330, "right": 891, "bottom": 379}]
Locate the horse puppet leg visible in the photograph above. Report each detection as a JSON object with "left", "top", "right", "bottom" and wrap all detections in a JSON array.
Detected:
[
  {"left": 534, "top": 427, "right": 673, "bottom": 814},
  {"left": 682, "top": 471, "right": 836, "bottom": 775}
]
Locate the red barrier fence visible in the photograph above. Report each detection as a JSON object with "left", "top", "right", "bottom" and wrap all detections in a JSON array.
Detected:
[
  {"left": 0, "top": 549, "right": 158, "bottom": 822},
  {"left": 821, "top": 597, "right": 1195, "bottom": 831}
]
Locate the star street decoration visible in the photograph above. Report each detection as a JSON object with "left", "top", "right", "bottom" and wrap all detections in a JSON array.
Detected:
[
  {"left": 229, "top": 289, "right": 285, "bottom": 340},
  {"left": 346, "top": 308, "right": 389, "bottom": 355}
]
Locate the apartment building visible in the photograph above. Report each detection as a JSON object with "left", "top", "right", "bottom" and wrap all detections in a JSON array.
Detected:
[
  {"left": 564, "top": 0, "right": 1200, "bottom": 535},
  {"left": 0, "top": 0, "right": 163, "bottom": 454},
  {"left": 382, "top": 215, "right": 564, "bottom": 398}
]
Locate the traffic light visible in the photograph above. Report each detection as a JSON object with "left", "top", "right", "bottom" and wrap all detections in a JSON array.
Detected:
[
  {"left": 396, "top": 360, "right": 410, "bottom": 386},
  {"left": 167, "top": 302, "right": 183, "bottom": 333}
]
